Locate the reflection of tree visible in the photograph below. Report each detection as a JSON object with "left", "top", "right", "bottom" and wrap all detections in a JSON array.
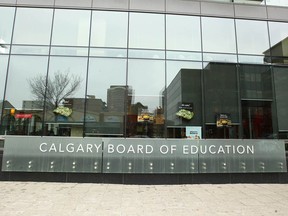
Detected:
[{"left": 28, "top": 70, "right": 82, "bottom": 109}]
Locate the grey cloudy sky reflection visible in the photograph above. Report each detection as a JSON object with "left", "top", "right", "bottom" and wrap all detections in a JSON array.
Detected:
[{"left": 269, "top": 22, "right": 288, "bottom": 48}]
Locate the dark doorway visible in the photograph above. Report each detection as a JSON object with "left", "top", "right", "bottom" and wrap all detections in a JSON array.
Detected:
[
  {"left": 205, "top": 125, "right": 239, "bottom": 139},
  {"left": 242, "top": 100, "right": 273, "bottom": 139}
]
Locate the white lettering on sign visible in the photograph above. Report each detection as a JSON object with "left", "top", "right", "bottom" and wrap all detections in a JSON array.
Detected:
[
  {"left": 39, "top": 142, "right": 102, "bottom": 153},
  {"left": 182, "top": 145, "right": 254, "bottom": 155},
  {"left": 159, "top": 145, "right": 177, "bottom": 154},
  {"left": 39, "top": 142, "right": 254, "bottom": 155},
  {"left": 107, "top": 144, "right": 154, "bottom": 154}
]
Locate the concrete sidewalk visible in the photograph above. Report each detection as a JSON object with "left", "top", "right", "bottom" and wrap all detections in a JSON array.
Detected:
[{"left": 0, "top": 182, "right": 288, "bottom": 216}]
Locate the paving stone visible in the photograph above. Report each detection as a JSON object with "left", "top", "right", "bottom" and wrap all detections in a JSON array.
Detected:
[{"left": 1, "top": 182, "right": 288, "bottom": 215}]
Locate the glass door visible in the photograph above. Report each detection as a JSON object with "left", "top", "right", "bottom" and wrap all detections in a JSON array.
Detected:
[{"left": 242, "top": 100, "right": 273, "bottom": 139}]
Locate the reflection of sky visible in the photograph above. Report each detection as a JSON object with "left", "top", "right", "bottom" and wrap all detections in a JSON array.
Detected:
[
  {"left": 0, "top": 7, "right": 14, "bottom": 43},
  {"left": 236, "top": 20, "right": 270, "bottom": 55},
  {"left": 128, "top": 60, "right": 164, "bottom": 95},
  {"left": 87, "top": 58, "right": 126, "bottom": 101},
  {"left": 266, "top": 0, "right": 288, "bottom": 6},
  {"left": 48, "top": 57, "right": 87, "bottom": 98},
  {"left": 91, "top": 11, "right": 128, "bottom": 48},
  {"left": 133, "top": 95, "right": 163, "bottom": 113},
  {"left": 166, "top": 15, "right": 201, "bottom": 51},
  {"left": 12, "top": 8, "right": 52, "bottom": 45},
  {"left": 167, "top": 61, "right": 202, "bottom": 86},
  {"left": 269, "top": 22, "right": 288, "bottom": 48},
  {"left": 52, "top": 9, "right": 90, "bottom": 46},
  {"left": 3, "top": 7, "right": 288, "bottom": 111},
  {"left": 128, "top": 59, "right": 164, "bottom": 111},
  {"left": 202, "top": 17, "right": 236, "bottom": 53},
  {"left": 5, "top": 56, "right": 48, "bottom": 108},
  {"left": 129, "top": 13, "right": 165, "bottom": 49},
  {"left": 0, "top": 55, "right": 8, "bottom": 101}
]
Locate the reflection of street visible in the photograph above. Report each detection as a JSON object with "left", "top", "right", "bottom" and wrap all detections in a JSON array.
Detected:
[
  {"left": 1, "top": 81, "right": 165, "bottom": 137},
  {"left": 0, "top": 100, "right": 43, "bottom": 135}
]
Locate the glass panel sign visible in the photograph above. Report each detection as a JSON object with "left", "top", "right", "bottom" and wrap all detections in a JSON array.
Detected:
[
  {"left": 2, "top": 136, "right": 286, "bottom": 173},
  {"left": 102, "top": 138, "right": 199, "bottom": 174},
  {"left": 2, "top": 136, "right": 103, "bottom": 173}
]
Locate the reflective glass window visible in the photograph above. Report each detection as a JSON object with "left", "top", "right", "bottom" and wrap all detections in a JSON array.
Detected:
[
  {"left": 202, "top": 17, "right": 236, "bottom": 54},
  {"left": 129, "top": 13, "right": 165, "bottom": 49},
  {"left": 127, "top": 59, "right": 165, "bottom": 138},
  {"left": 268, "top": 22, "right": 288, "bottom": 64},
  {"left": 238, "top": 55, "right": 268, "bottom": 64},
  {"left": 239, "top": 64, "right": 274, "bottom": 139},
  {"left": 266, "top": 0, "right": 288, "bottom": 7},
  {"left": 166, "top": 51, "right": 202, "bottom": 61},
  {"left": 50, "top": 47, "right": 88, "bottom": 56},
  {"left": 204, "top": 62, "right": 239, "bottom": 125},
  {"left": 0, "top": 55, "right": 8, "bottom": 134},
  {"left": 203, "top": 53, "right": 237, "bottom": 63},
  {"left": 166, "top": 15, "right": 201, "bottom": 52},
  {"left": 86, "top": 58, "right": 126, "bottom": 137},
  {"left": 241, "top": 99, "right": 274, "bottom": 139},
  {"left": 13, "top": 8, "right": 53, "bottom": 45},
  {"left": 44, "top": 57, "right": 87, "bottom": 137},
  {"left": 89, "top": 48, "right": 127, "bottom": 58},
  {"left": 166, "top": 61, "right": 202, "bottom": 87},
  {"left": 4, "top": 55, "right": 48, "bottom": 136},
  {"left": 166, "top": 61, "right": 202, "bottom": 136},
  {"left": 236, "top": 19, "right": 270, "bottom": 55},
  {"left": 0, "top": 55, "right": 8, "bottom": 101},
  {"left": 52, "top": 9, "right": 90, "bottom": 46},
  {"left": 0, "top": 7, "right": 15, "bottom": 45},
  {"left": 5, "top": 55, "right": 48, "bottom": 110},
  {"left": 128, "top": 49, "right": 165, "bottom": 59},
  {"left": 90, "top": 11, "right": 128, "bottom": 48},
  {"left": 273, "top": 66, "right": 288, "bottom": 132},
  {"left": 11, "top": 45, "right": 49, "bottom": 55},
  {"left": 240, "top": 64, "right": 273, "bottom": 100}
]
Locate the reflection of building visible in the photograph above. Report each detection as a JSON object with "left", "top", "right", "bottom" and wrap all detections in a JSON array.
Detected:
[
  {"left": 61, "top": 97, "right": 106, "bottom": 136},
  {"left": 107, "top": 85, "right": 133, "bottom": 112},
  {"left": 0, "top": 100, "right": 14, "bottom": 113},
  {"left": 0, "top": 101, "right": 14, "bottom": 123},
  {"left": 166, "top": 62, "right": 288, "bottom": 139},
  {"left": 0, "top": 100, "right": 43, "bottom": 136},
  {"left": 22, "top": 100, "right": 43, "bottom": 110},
  {"left": 1, "top": 0, "right": 288, "bottom": 140},
  {"left": 64, "top": 97, "right": 106, "bottom": 113},
  {"left": 264, "top": 37, "right": 288, "bottom": 64}
]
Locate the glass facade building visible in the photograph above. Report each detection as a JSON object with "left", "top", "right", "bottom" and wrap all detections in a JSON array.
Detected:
[{"left": 1, "top": 0, "right": 288, "bottom": 140}]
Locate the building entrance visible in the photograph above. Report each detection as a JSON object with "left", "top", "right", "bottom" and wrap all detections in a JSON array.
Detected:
[{"left": 242, "top": 100, "right": 273, "bottom": 139}]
